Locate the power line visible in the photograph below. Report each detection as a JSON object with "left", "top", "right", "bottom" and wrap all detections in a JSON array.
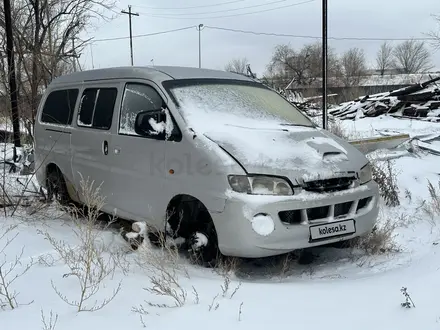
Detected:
[
  {"left": 91, "top": 26, "right": 198, "bottom": 43},
  {"left": 142, "top": 0, "right": 316, "bottom": 19},
  {"left": 88, "top": 25, "right": 436, "bottom": 44},
  {"left": 108, "top": 7, "right": 123, "bottom": 16},
  {"left": 204, "top": 26, "right": 437, "bottom": 41},
  {"left": 137, "top": 0, "right": 299, "bottom": 17},
  {"left": 131, "top": 0, "right": 246, "bottom": 10}
]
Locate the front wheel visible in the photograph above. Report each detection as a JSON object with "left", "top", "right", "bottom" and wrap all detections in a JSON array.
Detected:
[
  {"left": 167, "top": 199, "right": 220, "bottom": 268},
  {"left": 46, "top": 169, "right": 71, "bottom": 206}
]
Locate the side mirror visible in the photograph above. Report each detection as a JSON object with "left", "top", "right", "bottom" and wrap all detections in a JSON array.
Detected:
[{"left": 134, "top": 109, "right": 166, "bottom": 139}]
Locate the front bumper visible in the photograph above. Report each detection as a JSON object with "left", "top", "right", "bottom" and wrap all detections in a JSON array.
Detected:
[{"left": 212, "top": 180, "right": 379, "bottom": 258}]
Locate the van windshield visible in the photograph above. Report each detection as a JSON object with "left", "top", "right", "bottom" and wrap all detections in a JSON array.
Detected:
[{"left": 167, "top": 82, "right": 314, "bottom": 129}]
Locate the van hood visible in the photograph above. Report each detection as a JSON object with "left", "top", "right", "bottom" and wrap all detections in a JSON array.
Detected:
[{"left": 203, "top": 124, "right": 367, "bottom": 184}]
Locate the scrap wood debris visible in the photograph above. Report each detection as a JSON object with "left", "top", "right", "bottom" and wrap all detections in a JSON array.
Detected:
[{"left": 329, "top": 76, "right": 440, "bottom": 121}]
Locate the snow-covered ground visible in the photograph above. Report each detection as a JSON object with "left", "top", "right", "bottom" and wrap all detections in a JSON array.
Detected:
[
  {"left": 339, "top": 115, "right": 440, "bottom": 140},
  {"left": 2, "top": 115, "right": 440, "bottom": 329}
]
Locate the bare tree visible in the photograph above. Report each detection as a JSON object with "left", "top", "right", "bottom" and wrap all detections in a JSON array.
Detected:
[
  {"left": 267, "top": 42, "right": 341, "bottom": 87},
  {"left": 428, "top": 15, "right": 440, "bottom": 50},
  {"left": 0, "top": 0, "right": 116, "bottom": 140},
  {"left": 341, "top": 47, "right": 367, "bottom": 86},
  {"left": 376, "top": 41, "right": 394, "bottom": 76},
  {"left": 224, "top": 57, "right": 248, "bottom": 74},
  {"left": 392, "top": 40, "right": 433, "bottom": 73}
]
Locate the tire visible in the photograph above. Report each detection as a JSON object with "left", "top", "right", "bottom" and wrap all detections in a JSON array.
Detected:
[
  {"left": 187, "top": 218, "right": 219, "bottom": 268},
  {"left": 168, "top": 199, "right": 220, "bottom": 268},
  {"left": 46, "top": 169, "right": 71, "bottom": 206}
]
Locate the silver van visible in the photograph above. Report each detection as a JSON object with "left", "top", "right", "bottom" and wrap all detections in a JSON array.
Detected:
[{"left": 34, "top": 66, "right": 379, "bottom": 264}]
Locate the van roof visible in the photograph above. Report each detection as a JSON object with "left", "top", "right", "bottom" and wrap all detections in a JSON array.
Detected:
[{"left": 50, "top": 66, "right": 255, "bottom": 85}]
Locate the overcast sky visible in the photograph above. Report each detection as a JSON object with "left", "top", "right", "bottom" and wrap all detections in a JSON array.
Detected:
[{"left": 82, "top": 0, "right": 440, "bottom": 76}]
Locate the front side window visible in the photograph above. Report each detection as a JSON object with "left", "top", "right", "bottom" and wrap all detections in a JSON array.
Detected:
[
  {"left": 119, "top": 83, "right": 166, "bottom": 136},
  {"left": 41, "top": 89, "right": 79, "bottom": 125},
  {"left": 77, "top": 88, "right": 117, "bottom": 130}
]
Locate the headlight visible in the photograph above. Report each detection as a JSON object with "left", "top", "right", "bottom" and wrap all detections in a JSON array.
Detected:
[
  {"left": 228, "top": 175, "right": 293, "bottom": 195},
  {"left": 359, "top": 163, "right": 372, "bottom": 184}
]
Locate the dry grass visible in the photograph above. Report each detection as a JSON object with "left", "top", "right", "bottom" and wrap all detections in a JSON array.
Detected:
[
  {"left": 0, "top": 223, "right": 34, "bottom": 310},
  {"left": 134, "top": 225, "right": 190, "bottom": 309},
  {"left": 351, "top": 211, "right": 404, "bottom": 255},
  {"left": 37, "top": 176, "right": 122, "bottom": 312},
  {"left": 41, "top": 309, "right": 59, "bottom": 330},
  {"left": 421, "top": 179, "right": 440, "bottom": 223},
  {"left": 131, "top": 224, "right": 243, "bottom": 320},
  {"left": 371, "top": 160, "right": 400, "bottom": 207},
  {"left": 328, "top": 119, "right": 349, "bottom": 140}
]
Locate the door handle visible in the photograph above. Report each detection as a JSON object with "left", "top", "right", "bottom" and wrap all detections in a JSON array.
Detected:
[{"left": 103, "top": 140, "right": 109, "bottom": 155}]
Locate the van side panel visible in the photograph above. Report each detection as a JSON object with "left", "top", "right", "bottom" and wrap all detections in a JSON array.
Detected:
[
  {"left": 35, "top": 87, "right": 80, "bottom": 191},
  {"left": 107, "top": 80, "right": 167, "bottom": 226},
  {"left": 69, "top": 82, "right": 122, "bottom": 212}
]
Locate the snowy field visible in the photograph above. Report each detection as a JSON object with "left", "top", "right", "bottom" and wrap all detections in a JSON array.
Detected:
[{"left": 2, "top": 115, "right": 440, "bottom": 329}]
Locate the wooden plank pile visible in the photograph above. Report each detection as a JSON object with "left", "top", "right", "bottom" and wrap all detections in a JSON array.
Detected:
[{"left": 329, "top": 77, "right": 440, "bottom": 122}]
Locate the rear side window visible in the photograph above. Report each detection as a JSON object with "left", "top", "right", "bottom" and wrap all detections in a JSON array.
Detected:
[
  {"left": 41, "top": 89, "right": 79, "bottom": 125},
  {"left": 77, "top": 88, "right": 118, "bottom": 130},
  {"left": 78, "top": 89, "right": 96, "bottom": 126}
]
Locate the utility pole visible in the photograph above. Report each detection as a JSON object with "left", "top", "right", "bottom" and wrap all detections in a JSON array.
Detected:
[
  {"left": 322, "top": 0, "right": 328, "bottom": 130},
  {"left": 198, "top": 24, "right": 204, "bottom": 68},
  {"left": 121, "top": 5, "right": 139, "bottom": 66},
  {"left": 3, "top": 0, "right": 21, "bottom": 161},
  {"left": 90, "top": 44, "right": 95, "bottom": 69}
]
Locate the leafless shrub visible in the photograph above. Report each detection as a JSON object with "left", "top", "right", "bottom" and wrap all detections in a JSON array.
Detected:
[
  {"left": 400, "top": 287, "right": 416, "bottom": 308},
  {"left": 41, "top": 309, "right": 59, "bottom": 330},
  {"left": 371, "top": 160, "right": 400, "bottom": 207},
  {"left": 404, "top": 188, "right": 412, "bottom": 202},
  {"left": 131, "top": 303, "right": 149, "bottom": 327},
  {"left": 38, "top": 176, "right": 122, "bottom": 312},
  {"left": 108, "top": 248, "right": 131, "bottom": 277},
  {"left": 238, "top": 302, "right": 244, "bottom": 321},
  {"left": 192, "top": 286, "right": 199, "bottom": 304},
  {"left": 328, "top": 119, "right": 349, "bottom": 140},
  {"left": 221, "top": 276, "right": 231, "bottom": 297},
  {"left": 135, "top": 225, "right": 189, "bottom": 309},
  {"left": 352, "top": 212, "right": 401, "bottom": 255},
  {"left": 0, "top": 224, "right": 34, "bottom": 310},
  {"left": 219, "top": 274, "right": 241, "bottom": 299},
  {"left": 37, "top": 253, "right": 57, "bottom": 267},
  {"left": 208, "top": 293, "right": 220, "bottom": 311},
  {"left": 216, "top": 256, "right": 240, "bottom": 276},
  {"left": 138, "top": 315, "right": 147, "bottom": 328},
  {"left": 224, "top": 57, "right": 248, "bottom": 74},
  {"left": 146, "top": 269, "right": 187, "bottom": 308},
  {"left": 210, "top": 256, "right": 242, "bottom": 299},
  {"left": 279, "top": 253, "right": 292, "bottom": 279},
  {"left": 422, "top": 179, "right": 440, "bottom": 219}
]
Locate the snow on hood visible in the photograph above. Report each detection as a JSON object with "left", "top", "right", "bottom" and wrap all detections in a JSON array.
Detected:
[
  {"left": 174, "top": 91, "right": 366, "bottom": 182},
  {"left": 204, "top": 125, "right": 365, "bottom": 182}
]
